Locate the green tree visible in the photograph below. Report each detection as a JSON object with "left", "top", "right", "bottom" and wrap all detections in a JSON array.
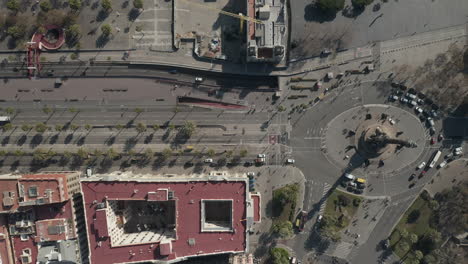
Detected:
[
  {"left": 180, "top": 121, "right": 196, "bottom": 137},
  {"left": 13, "top": 150, "right": 25, "bottom": 156},
  {"left": 21, "top": 124, "right": 32, "bottom": 131},
  {"left": 422, "top": 254, "right": 437, "bottom": 264},
  {"left": 115, "top": 124, "right": 124, "bottom": 130},
  {"left": 93, "top": 149, "right": 103, "bottom": 158},
  {"left": 272, "top": 221, "right": 293, "bottom": 238},
  {"left": 414, "top": 250, "right": 424, "bottom": 261},
  {"left": 136, "top": 122, "right": 146, "bottom": 133},
  {"left": 7, "top": 25, "right": 26, "bottom": 39},
  {"left": 399, "top": 228, "right": 409, "bottom": 240},
  {"left": 277, "top": 105, "right": 286, "bottom": 112},
  {"left": 269, "top": 247, "right": 289, "bottom": 264},
  {"left": 76, "top": 148, "right": 88, "bottom": 160},
  {"left": 70, "top": 124, "right": 79, "bottom": 130},
  {"left": 134, "top": 107, "right": 144, "bottom": 114},
  {"left": 152, "top": 124, "right": 160, "bottom": 132},
  {"left": 101, "top": 0, "right": 112, "bottom": 11},
  {"left": 68, "top": 107, "right": 78, "bottom": 113},
  {"left": 2, "top": 123, "right": 13, "bottom": 132},
  {"left": 106, "top": 148, "right": 119, "bottom": 160},
  {"left": 239, "top": 149, "right": 248, "bottom": 157},
  {"left": 101, "top": 24, "right": 112, "bottom": 36},
  {"left": 35, "top": 123, "right": 48, "bottom": 133},
  {"left": 168, "top": 124, "right": 176, "bottom": 131},
  {"left": 133, "top": 0, "right": 144, "bottom": 9},
  {"left": 55, "top": 124, "right": 64, "bottom": 132},
  {"left": 206, "top": 148, "right": 215, "bottom": 157},
  {"left": 351, "top": 0, "right": 374, "bottom": 8},
  {"left": 69, "top": 0, "right": 82, "bottom": 12},
  {"left": 226, "top": 150, "right": 233, "bottom": 158},
  {"left": 399, "top": 241, "right": 410, "bottom": 253},
  {"left": 409, "top": 233, "right": 418, "bottom": 244},
  {"left": 33, "top": 148, "right": 55, "bottom": 162},
  {"left": 143, "top": 148, "right": 153, "bottom": 160},
  {"left": 316, "top": 0, "right": 345, "bottom": 12},
  {"left": 5, "top": 107, "right": 15, "bottom": 115},
  {"left": 66, "top": 24, "right": 81, "bottom": 39},
  {"left": 40, "top": 0, "right": 51, "bottom": 12},
  {"left": 6, "top": 0, "right": 19, "bottom": 12},
  {"left": 161, "top": 148, "right": 172, "bottom": 160},
  {"left": 42, "top": 106, "right": 52, "bottom": 114},
  {"left": 0, "top": 150, "right": 7, "bottom": 156},
  {"left": 429, "top": 200, "right": 439, "bottom": 210},
  {"left": 85, "top": 124, "right": 92, "bottom": 131}
]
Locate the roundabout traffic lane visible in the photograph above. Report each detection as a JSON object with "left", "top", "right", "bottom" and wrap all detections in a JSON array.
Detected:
[{"left": 289, "top": 79, "right": 442, "bottom": 198}]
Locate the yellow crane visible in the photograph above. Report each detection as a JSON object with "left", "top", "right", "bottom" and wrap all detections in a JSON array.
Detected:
[{"left": 178, "top": 0, "right": 263, "bottom": 33}]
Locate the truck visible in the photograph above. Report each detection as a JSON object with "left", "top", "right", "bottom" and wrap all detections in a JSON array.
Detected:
[{"left": 428, "top": 150, "right": 442, "bottom": 168}]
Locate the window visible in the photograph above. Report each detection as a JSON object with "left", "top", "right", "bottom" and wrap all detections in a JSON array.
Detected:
[{"left": 28, "top": 186, "right": 38, "bottom": 198}]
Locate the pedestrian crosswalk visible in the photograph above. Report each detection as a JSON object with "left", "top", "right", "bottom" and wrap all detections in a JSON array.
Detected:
[
  {"left": 318, "top": 183, "right": 332, "bottom": 215},
  {"left": 333, "top": 241, "right": 353, "bottom": 259}
]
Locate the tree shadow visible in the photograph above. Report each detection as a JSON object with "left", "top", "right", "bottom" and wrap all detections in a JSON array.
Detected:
[
  {"left": 96, "top": 34, "right": 111, "bottom": 48},
  {"left": 17, "top": 135, "right": 27, "bottom": 146},
  {"left": 76, "top": 136, "right": 86, "bottom": 146},
  {"left": 96, "top": 10, "right": 109, "bottom": 22},
  {"left": 2, "top": 136, "right": 10, "bottom": 146},
  {"left": 304, "top": 4, "right": 337, "bottom": 23},
  {"left": 144, "top": 134, "right": 153, "bottom": 144},
  {"left": 128, "top": 8, "right": 141, "bottom": 22},
  {"left": 124, "top": 137, "right": 138, "bottom": 152},
  {"left": 106, "top": 136, "right": 116, "bottom": 146},
  {"left": 59, "top": 156, "right": 70, "bottom": 167},
  {"left": 10, "top": 160, "right": 20, "bottom": 171},
  {"left": 30, "top": 134, "right": 43, "bottom": 148},
  {"left": 49, "top": 134, "right": 59, "bottom": 144},
  {"left": 152, "top": 157, "right": 166, "bottom": 170},
  {"left": 65, "top": 134, "right": 73, "bottom": 144}
]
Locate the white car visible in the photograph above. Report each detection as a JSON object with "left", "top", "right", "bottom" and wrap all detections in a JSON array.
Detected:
[
  {"left": 247, "top": 172, "right": 255, "bottom": 177},
  {"left": 454, "top": 147, "right": 463, "bottom": 152},
  {"left": 417, "top": 161, "right": 426, "bottom": 170},
  {"left": 257, "top": 154, "right": 266, "bottom": 158},
  {"left": 344, "top": 173, "right": 355, "bottom": 181},
  {"left": 195, "top": 77, "right": 204, "bottom": 82},
  {"left": 437, "top": 161, "right": 447, "bottom": 169},
  {"left": 454, "top": 150, "right": 463, "bottom": 156},
  {"left": 407, "top": 93, "right": 417, "bottom": 99},
  {"left": 409, "top": 100, "right": 417, "bottom": 107},
  {"left": 286, "top": 158, "right": 295, "bottom": 164},
  {"left": 389, "top": 95, "right": 398, "bottom": 101},
  {"left": 415, "top": 107, "right": 423, "bottom": 114},
  {"left": 204, "top": 158, "right": 213, "bottom": 163},
  {"left": 388, "top": 118, "right": 396, "bottom": 125},
  {"left": 400, "top": 97, "right": 409, "bottom": 103},
  {"left": 317, "top": 215, "right": 323, "bottom": 223}
]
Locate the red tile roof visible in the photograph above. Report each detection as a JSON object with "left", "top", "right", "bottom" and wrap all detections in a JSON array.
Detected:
[
  {"left": 81, "top": 180, "right": 247, "bottom": 264},
  {"left": 0, "top": 215, "right": 13, "bottom": 264},
  {"left": 251, "top": 194, "right": 261, "bottom": 223}
]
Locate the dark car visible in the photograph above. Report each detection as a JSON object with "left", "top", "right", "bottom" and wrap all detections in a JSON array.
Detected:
[
  {"left": 347, "top": 186, "right": 355, "bottom": 193},
  {"left": 408, "top": 174, "right": 416, "bottom": 181},
  {"left": 354, "top": 189, "right": 364, "bottom": 195},
  {"left": 419, "top": 115, "right": 426, "bottom": 122},
  {"left": 340, "top": 181, "right": 348, "bottom": 188},
  {"left": 184, "top": 162, "right": 194, "bottom": 167},
  {"left": 357, "top": 183, "right": 366, "bottom": 189},
  {"left": 244, "top": 161, "right": 253, "bottom": 167},
  {"left": 418, "top": 171, "right": 426, "bottom": 179},
  {"left": 409, "top": 182, "right": 416, "bottom": 188}
]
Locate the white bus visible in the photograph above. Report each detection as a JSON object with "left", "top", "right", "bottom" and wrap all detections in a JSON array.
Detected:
[
  {"left": 428, "top": 150, "right": 442, "bottom": 168},
  {"left": 0, "top": 116, "right": 10, "bottom": 123}
]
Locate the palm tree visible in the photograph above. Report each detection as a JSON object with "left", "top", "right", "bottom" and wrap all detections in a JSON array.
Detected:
[
  {"left": 85, "top": 124, "right": 92, "bottom": 131},
  {"left": 106, "top": 148, "right": 119, "bottom": 160},
  {"left": 136, "top": 122, "right": 147, "bottom": 133},
  {"left": 429, "top": 200, "right": 439, "bottom": 210},
  {"left": 398, "top": 241, "right": 410, "bottom": 254},
  {"left": 42, "top": 106, "right": 52, "bottom": 114},
  {"left": 239, "top": 149, "right": 248, "bottom": 158},
  {"left": 207, "top": 148, "right": 215, "bottom": 157},
  {"left": 409, "top": 233, "right": 418, "bottom": 244},
  {"left": 152, "top": 124, "right": 160, "bottom": 132},
  {"left": 55, "top": 124, "right": 64, "bottom": 132},
  {"left": 414, "top": 250, "right": 424, "bottom": 261},
  {"left": 70, "top": 124, "right": 80, "bottom": 131},
  {"left": 161, "top": 148, "right": 172, "bottom": 160},
  {"left": 226, "top": 150, "right": 233, "bottom": 158},
  {"left": 180, "top": 121, "right": 196, "bottom": 137},
  {"left": 35, "top": 123, "right": 48, "bottom": 133},
  {"left": 2, "top": 123, "right": 13, "bottom": 132},
  {"left": 76, "top": 148, "right": 89, "bottom": 160},
  {"left": 134, "top": 107, "right": 143, "bottom": 114},
  {"left": 399, "top": 228, "right": 409, "bottom": 242},
  {"left": 21, "top": 124, "right": 32, "bottom": 132},
  {"left": 5, "top": 107, "right": 15, "bottom": 115},
  {"left": 115, "top": 124, "right": 124, "bottom": 130},
  {"left": 143, "top": 148, "right": 153, "bottom": 160}
]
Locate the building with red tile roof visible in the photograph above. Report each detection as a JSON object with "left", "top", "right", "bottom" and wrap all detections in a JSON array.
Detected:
[
  {"left": 0, "top": 172, "right": 83, "bottom": 264},
  {"left": 81, "top": 171, "right": 261, "bottom": 264}
]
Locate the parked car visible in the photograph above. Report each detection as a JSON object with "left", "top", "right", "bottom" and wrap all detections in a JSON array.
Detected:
[
  {"left": 257, "top": 153, "right": 266, "bottom": 158},
  {"left": 430, "top": 137, "right": 435, "bottom": 145},
  {"left": 400, "top": 97, "right": 409, "bottom": 104},
  {"left": 438, "top": 134, "right": 444, "bottom": 141},
  {"left": 344, "top": 173, "right": 355, "bottom": 181},
  {"left": 389, "top": 95, "right": 399, "bottom": 101},
  {"left": 415, "top": 106, "right": 423, "bottom": 114},
  {"left": 437, "top": 161, "right": 447, "bottom": 169},
  {"left": 195, "top": 77, "right": 204, "bottom": 82},
  {"left": 417, "top": 161, "right": 426, "bottom": 170},
  {"left": 354, "top": 189, "right": 364, "bottom": 194},
  {"left": 247, "top": 172, "right": 256, "bottom": 177},
  {"left": 388, "top": 118, "right": 396, "bottom": 125},
  {"left": 286, "top": 158, "right": 295, "bottom": 164},
  {"left": 244, "top": 161, "right": 253, "bottom": 167},
  {"left": 204, "top": 158, "right": 213, "bottom": 163},
  {"left": 408, "top": 173, "right": 415, "bottom": 181}
]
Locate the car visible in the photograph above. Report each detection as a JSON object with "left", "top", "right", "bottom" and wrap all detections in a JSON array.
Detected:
[
  {"left": 445, "top": 153, "right": 454, "bottom": 159},
  {"left": 255, "top": 157, "right": 265, "bottom": 165},
  {"left": 247, "top": 172, "right": 255, "bottom": 177},
  {"left": 169, "top": 69, "right": 178, "bottom": 74},
  {"left": 86, "top": 167, "right": 93, "bottom": 177},
  {"left": 438, "top": 134, "right": 444, "bottom": 141},
  {"left": 195, "top": 77, "right": 204, "bottom": 82},
  {"left": 244, "top": 161, "right": 253, "bottom": 167},
  {"left": 415, "top": 106, "right": 423, "bottom": 114},
  {"left": 429, "top": 127, "right": 436, "bottom": 135},
  {"left": 426, "top": 117, "right": 435, "bottom": 127},
  {"left": 317, "top": 214, "right": 323, "bottom": 223},
  {"left": 257, "top": 153, "right": 266, "bottom": 158},
  {"left": 417, "top": 161, "right": 426, "bottom": 170},
  {"left": 430, "top": 137, "right": 435, "bottom": 145},
  {"left": 437, "top": 161, "right": 447, "bottom": 169},
  {"left": 419, "top": 115, "right": 426, "bottom": 122},
  {"left": 408, "top": 174, "right": 415, "bottom": 181},
  {"left": 454, "top": 147, "right": 463, "bottom": 152},
  {"left": 388, "top": 118, "right": 396, "bottom": 125},
  {"left": 286, "top": 158, "right": 295, "bottom": 164},
  {"left": 409, "top": 182, "right": 416, "bottom": 188},
  {"left": 357, "top": 183, "right": 366, "bottom": 189},
  {"left": 408, "top": 100, "right": 417, "bottom": 107},
  {"left": 395, "top": 90, "right": 404, "bottom": 96},
  {"left": 382, "top": 239, "right": 390, "bottom": 249},
  {"left": 340, "top": 181, "right": 348, "bottom": 188},
  {"left": 348, "top": 182, "right": 357, "bottom": 188},
  {"left": 406, "top": 93, "right": 417, "bottom": 99},
  {"left": 354, "top": 189, "right": 364, "bottom": 194},
  {"left": 184, "top": 162, "right": 194, "bottom": 167},
  {"left": 400, "top": 97, "right": 409, "bottom": 104},
  {"left": 389, "top": 95, "right": 398, "bottom": 101},
  {"left": 344, "top": 173, "right": 355, "bottom": 181},
  {"left": 430, "top": 110, "right": 438, "bottom": 118},
  {"left": 417, "top": 98, "right": 424, "bottom": 105},
  {"left": 204, "top": 158, "right": 213, "bottom": 163},
  {"left": 418, "top": 171, "right": 426, "bottom": 178},
  {"left": 425, "top": 98, "right": 434, "bottom": 105},
  {"left": 290, "top": 257, "right": 297, "bottom": 264},
  {"left": 454, "top": 150, "right": 463, "bottom": 156}
]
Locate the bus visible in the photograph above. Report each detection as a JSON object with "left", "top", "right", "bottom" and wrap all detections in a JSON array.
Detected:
[
  {"left": 0, "top": 116, "right": 10, "bottom": 125},
  {"left": 428, "top": 150, "right": 442, "bottom": 168}
]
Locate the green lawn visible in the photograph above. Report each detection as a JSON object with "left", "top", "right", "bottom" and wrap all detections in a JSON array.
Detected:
[
  {"left": 389, "top": 193, "right": 434, "bottom": 263},
  {"left": 321, "top": 189, "right": 362, "bottom": 238}
]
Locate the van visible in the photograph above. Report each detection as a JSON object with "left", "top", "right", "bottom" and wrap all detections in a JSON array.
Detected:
[
  {"left": 356, "top": 178, "right": 366, "bottom": 184},
  {"left": 195, "top": 77, "right": 204, "bottom": 82},
  {"left": 437, "top": 161, "right": 447, "bottom": 169},
  {"left": 344, "top": 173, "right": 355, "bottom": 181}
]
